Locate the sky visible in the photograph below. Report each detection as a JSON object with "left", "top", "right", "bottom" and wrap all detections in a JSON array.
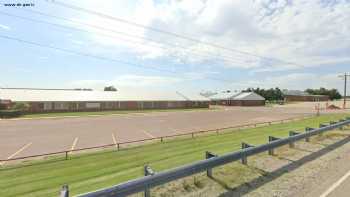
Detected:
[{"left": 0, "top": 0, "right": 349, "bottom": 94}]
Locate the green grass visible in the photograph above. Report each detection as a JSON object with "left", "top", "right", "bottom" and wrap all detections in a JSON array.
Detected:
[
  {"left": 0, "top": 114, "right": 348, "bottom": 197},
  {"left": 20, "top": 108, "right": 214, "bottom": 119}
]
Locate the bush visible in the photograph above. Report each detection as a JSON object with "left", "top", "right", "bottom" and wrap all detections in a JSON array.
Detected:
[
  {"left": 0, "top": 110, "right": 22, "bottom": 118},
  {"left": 11, "top": 102, "right": 29, "bottom": 111},
  {"left": 0, "top": 103, "right": 6, "bottom": 110}
]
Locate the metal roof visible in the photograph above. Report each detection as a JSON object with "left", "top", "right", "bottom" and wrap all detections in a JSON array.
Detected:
[
  {"left": 209, "top": 92, "right": 241, "bottom": 100},
  {"left": 282, "top": 90, "right": 309, "bottom": 96},
  {"left": 0, "top": 88, "right": 209, "bottom": 102},
  {"left": 233, "top": 92, "right": 265, "bottom": 101},
  {"left": 209, "top": 91, "right": 265, "bottom": 101}
]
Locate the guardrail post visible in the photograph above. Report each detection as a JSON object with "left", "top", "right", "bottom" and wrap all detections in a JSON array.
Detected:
[
  {"left": 241, "top": 143, "right": 247, "bottom": 165},
  {"left": 205, "top": 151, "right": 217, "bottom": 178},
  {"left": 241, "top": 142, "right": 254, "bottom": 165},
  {"left": 305, "top": 127, "right": 314, "bottom": 142},
  {"left": 65, "top": 151, "right": 68, "bottom": 160},
  {"left": 191, "top": 133, "right": 194, "bottom": 138},
  {"left": 144, "top": 165, "right": 155, "bottom": 197},
  {"left": 288, "top": 131, "right": 299, "bottom": 148},
  {"left": 319, "top": 124, "right": 328, "bottom": 136},
  {"left": 160, "top": 137, "right": 163, "bottom": 142},
  {"left": 60, "top": 184, "right": 69, "bottom": 197},
  {"left": 342, "top": 117, "right": 350, "bottom": 129},
  {"left": 268, "top": 136, "right": 280, "bottom": 155},
  {"left": 339, "top": 119, "right": 346, "bottom": 130}
]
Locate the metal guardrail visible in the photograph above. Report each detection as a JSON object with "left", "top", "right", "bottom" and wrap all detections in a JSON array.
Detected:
[{"left": 61, "top": 117, "right": 350, "bottom": 197}]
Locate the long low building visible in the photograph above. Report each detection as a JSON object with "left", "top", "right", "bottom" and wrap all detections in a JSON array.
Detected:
[
  {"left": 0, "top": 88, "right": 210, "bottom": 113},
  {"left": 282, "top": 90, "right": 329, "bottom": 102},
  {"left": 209, "top": 91, "right": 266, "bottom": 106}
]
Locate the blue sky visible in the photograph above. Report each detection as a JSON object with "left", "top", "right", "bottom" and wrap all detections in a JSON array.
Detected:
[{"left": 0, "top": 0, "right": 349, "bottom": 93}]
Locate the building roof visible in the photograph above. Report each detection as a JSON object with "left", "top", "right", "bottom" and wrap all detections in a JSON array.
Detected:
[
  {"left": 233, "top": 92, "right": 265, "bottom": 101},
  {"left": 0, "top": 88, "right": 209, "bottom": 102},
  {"left": 209, "top": 91, "right": 265, "bottom": 101},
  {"left": 209, "top": 92, "right": 241, "bottom": 100},
  {"left": 282, "top": 90, "right": 309, "bottom": 96}
]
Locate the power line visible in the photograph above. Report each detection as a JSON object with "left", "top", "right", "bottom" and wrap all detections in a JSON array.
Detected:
[
  {"left": 46, "top": 0, "right": 306, "bottom": 68},
  {"left": 0, "top": 34, "right": 233, "bottom": 83},
  {"left": 14, "top": 9, "right": 251, "bottom": 65}
]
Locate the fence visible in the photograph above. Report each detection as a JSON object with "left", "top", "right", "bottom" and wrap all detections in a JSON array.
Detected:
[
  {"left": 58, "top": 117, "right": 350, "bottom": 197},
  {"left": 0, "top": 115, "right": 314, "bottom": 164}
]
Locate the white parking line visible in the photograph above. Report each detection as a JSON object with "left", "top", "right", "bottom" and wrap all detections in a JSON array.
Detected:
[
  {"left": 142, "top": 130, "right": 155, "bottom": 138},
  {"left": 319, "top": 169, "right": 350, "bottom": 197},
  {"left": 0, "top": 142, "right": 32, "bottom": 165},
  {"left": 70, "top": 137, "right": 79, "bottom": 153}
]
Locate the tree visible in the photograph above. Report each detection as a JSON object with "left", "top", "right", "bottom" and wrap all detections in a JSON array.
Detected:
[
  {"left": 305, "top": 87, "right": 341, "bottom": 100},
  {"left": 104, "top": 86, "right": 117, "bottom": 91}
]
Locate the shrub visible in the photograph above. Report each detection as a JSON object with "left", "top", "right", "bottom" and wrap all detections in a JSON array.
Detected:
[
  {"left": 0, "top": 103, "right": 6, "bottom": 110},
  {"left": 11, "top": 102, "right": 29, "bottom": 111},
  {"left": 0, "top": 110, "right": 22, "bottom": 118}
]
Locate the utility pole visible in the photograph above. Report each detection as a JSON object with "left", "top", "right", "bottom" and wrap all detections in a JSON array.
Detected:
[{"left": 339, "top": 73, "right": 350, "bottom": 109}]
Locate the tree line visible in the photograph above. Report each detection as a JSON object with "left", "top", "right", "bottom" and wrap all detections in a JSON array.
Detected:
[
  {"left": 243, "top": 87, "right": 341, "bottom": 101},
  {"left": 305, "top": 88, "right": 341, "bottom": 100}
]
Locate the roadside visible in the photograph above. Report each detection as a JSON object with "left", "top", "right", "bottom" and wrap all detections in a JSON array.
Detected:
[{"left": 140, "top": 127, "right": 350, "bottom": 197}]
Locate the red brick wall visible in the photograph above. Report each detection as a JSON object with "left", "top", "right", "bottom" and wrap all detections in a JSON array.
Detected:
[
  {"left": 284, "top": 95, "right": 329, "bottom": 102},
  {"left": 211, "top": 100, "right": 265, "bottom": 106},
  {"left": 23, "top": 101, "right": 209, "bottom": 113}
]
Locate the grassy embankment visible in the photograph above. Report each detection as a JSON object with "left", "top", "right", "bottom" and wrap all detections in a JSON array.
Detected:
[{"left": 0, "top": 113, "right": 348, "bottom": 197}]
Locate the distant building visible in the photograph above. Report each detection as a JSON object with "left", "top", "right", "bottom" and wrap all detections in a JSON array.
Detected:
[
  {"left": 209, "top": 92, "right": 265, "bottom": 106},
  {"left": 0, "top": 88, "right": 210, "bottom": 113},
  {"left": 282, "top": 90, "right": 329, "bottom": 102}
]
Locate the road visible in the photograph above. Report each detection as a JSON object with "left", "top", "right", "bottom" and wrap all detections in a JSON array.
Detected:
[{"left": 319, "top": 169, "right": 350, "bottom": 197}]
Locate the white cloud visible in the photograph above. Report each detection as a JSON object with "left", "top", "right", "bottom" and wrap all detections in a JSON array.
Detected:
[
  {"left": 114, "top": 74, "right": 182, "bottom": 87},
  {"left": 70, "top": 0, "right": 350, "bottom": 72},
  {"left": 231, "top": 73, "right": 344, "bottom": 91},
  {"left": 0, "top": 24, "right": 11, "bottom": 30}
]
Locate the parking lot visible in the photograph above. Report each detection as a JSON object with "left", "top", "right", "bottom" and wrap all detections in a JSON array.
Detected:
[{"left": 0, "top": 104, "right": 346, "bottom": 161}]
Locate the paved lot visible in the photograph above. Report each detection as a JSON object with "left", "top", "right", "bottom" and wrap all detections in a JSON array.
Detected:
[{"left": 0, "top": 105, "right": 345, "bottom": 160}]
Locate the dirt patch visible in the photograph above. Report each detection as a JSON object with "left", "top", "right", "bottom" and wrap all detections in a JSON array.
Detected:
[{"left": 327, "top": 104, "right": 341, "bottom": 110}]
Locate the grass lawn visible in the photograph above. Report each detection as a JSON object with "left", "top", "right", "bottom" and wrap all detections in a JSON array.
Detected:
[
  {"left": 20, "top": 108, "right": 214, "bottom": 119},
  {"left": 0, "top": 113, "right": 349, "bottom": 197}
]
